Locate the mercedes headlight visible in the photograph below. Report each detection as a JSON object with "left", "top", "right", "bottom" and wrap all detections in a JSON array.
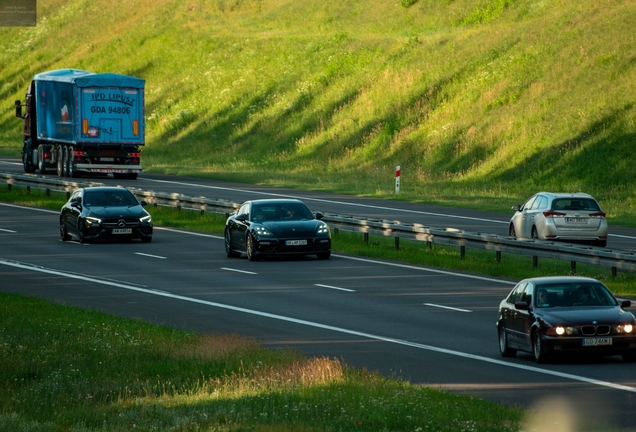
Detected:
[
  {"left": 85, "top": 216, "right": 102, "bottom": 227},
  {"left": 140, "top": 215, "right": 152, "bottom": 224}
]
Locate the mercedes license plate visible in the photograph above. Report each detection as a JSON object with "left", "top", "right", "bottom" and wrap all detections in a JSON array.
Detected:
[
  {"left": 286, "top": 239, "right": 307, "bottom": 246},
  {"left": 112, "top": 228, "right": 132, "bottom": 235},
  {"left": 583, "top": 338, "right": 612, "bottom": 347}
]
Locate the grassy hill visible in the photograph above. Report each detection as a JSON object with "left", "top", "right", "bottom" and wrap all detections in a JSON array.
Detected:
[{"left": 1, "top": 0, "right": 636, "bottom": 223}]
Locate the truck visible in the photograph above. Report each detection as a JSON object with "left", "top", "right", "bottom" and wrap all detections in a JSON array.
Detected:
[{"left": 15, "top": 68, "right": 145, "bottom": 179}]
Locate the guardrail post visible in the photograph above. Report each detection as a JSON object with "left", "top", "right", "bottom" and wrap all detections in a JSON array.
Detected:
[
  {"left": 533, "top": 256, "right": 538, "bottom": 268},
  {"left": 612, "top": 267, "right": 617, "bottom": 278},
  {"left": 26, "top": 186, "right": 30, "bottom": 194},
  {"left": 460, "top": 245, "right": 465, "bottom": 260},
  {"left": 7, "top": 184, "right": 11, "bottom": 191},
  {"left": 395, "top": 237, "right": 399, "bottom": 250},
  {"left": 201, "top": 209, "right": 205, "bottom": 215},
  {"left": 496, "top": 251, "right": 501, "bottom": 263},
  {"left": 66, "top": 191, "right": 71, "bottom": 199},
  {"left": 364, "top": 232, "right": 369, "bottom": 244},
  {"left": 571, "top": 261, "right": 576, "bottom": 273},
  {"left": 46, "top": 188, "right": 50, "bottom": 197}
]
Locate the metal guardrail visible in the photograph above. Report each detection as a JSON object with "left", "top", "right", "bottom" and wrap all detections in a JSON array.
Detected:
[{"left": 2, "top": 172, "right": 635, "bottom": 274}]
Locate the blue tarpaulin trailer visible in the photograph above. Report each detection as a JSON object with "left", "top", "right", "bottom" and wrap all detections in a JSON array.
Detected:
[{"left": 16, "top": 69, "right": 146, "bottom": 179}]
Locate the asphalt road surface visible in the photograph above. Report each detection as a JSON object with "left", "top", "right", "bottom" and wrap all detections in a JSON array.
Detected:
[{"left": 1, "top": 199, "right": 636, "bottom": 431}]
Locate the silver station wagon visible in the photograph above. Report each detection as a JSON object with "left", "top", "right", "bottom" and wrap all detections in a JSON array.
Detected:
[{"left": 509, "top": 192, "right": 608, "bottom": 247}]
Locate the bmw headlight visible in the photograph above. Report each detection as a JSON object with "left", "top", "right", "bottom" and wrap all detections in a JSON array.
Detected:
[
  {"left": 140, "top": 215, "right": 152, "bottom": 224},
  {"left": 616, "top": 324, "right": 634, "bottom": 334},
  {"left": 253, "top": 225, "right": 273, "bottom": 236},
  {"left": 317, "top": 223, "right": 330, "bottom": 235},
  {"left": 548, "top": 326, "right": 578, "bottom": 336},
  {"left": 85, "top": 216, "right": 102, "bottom": 227}
]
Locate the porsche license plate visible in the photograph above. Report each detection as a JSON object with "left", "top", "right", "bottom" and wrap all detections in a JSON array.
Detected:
[
  {"left": 112, "top": 228, "right": 132, "bottom": 235},
  {"left": 286, "top": 239, "right": 307, "bottom": 246},
  {"left": 583, "top": 338, "right": 612, "bottom": 346}
]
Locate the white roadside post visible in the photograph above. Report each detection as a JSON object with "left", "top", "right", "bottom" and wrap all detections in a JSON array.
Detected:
[{"left": 395, "top": 165, "right": 401, "bottom": 194}]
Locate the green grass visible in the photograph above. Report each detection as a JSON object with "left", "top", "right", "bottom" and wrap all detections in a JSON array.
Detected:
[
  {"left": 2, "top": 1, "right": 636, "bottom": 225},
  {"left": 3, "top": 186, "right": 636, "bottom": 298}
]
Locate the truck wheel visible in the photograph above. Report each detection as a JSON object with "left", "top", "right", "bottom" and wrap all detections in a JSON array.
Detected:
[
  {"left": 62, "top": 147, "right": 70, "bottom": 177},
  {"left": 37, "top": 145, "right": 47, "bottom": 174},
  {"left": 56, "top": 147, "right": 64, "bottom": 177},
  {"left": 67, "top": 146, "right": 79, "bottom": 178},
  {"left": 22, "top": 140, "right": 36, "bottom": 173}
]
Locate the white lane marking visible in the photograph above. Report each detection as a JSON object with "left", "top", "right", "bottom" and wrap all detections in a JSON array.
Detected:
[
  {"left": 1, "top": 257, "right": 634, "bottom": 395},
  {"left": 0, "top": 228, "right": 17, "bottom": 233},
  {"left": 221, "top": 267, "right": 257, "bottom": 275},
  {"left": 314, "top": 283, "right": 355, "bottom": 292},
  {"left": 135, "top": 252, "right": 167, "bottom": 260},
  {"left": 0, "top": 161, "right": 21, "bottom": 165},
  {"left": 151, "top": 289, "right": 171, "bottom": 294},
  {"left": 155, "top": 226, "right": 223, "bottom": 239},
  {"left": 0, "top": 202, "right": 58, "bottom": 214},
  {"left": 424, "top": 303, "right": 472, "bottom": 313},
  {"left": 141, "top": 178, "right": 508, "bottom": 225},
  {"left": 333, "top": 254, "right": 515, "bottom": 285}
]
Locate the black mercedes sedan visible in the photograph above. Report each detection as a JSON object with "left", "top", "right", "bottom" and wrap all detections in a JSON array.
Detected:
[
  {"left": 60, "top": 186, "right": 153, "bottom": 243},
  {"left": 224, "top": 199, "right": 331, "bottom": 260},
  {"left": 497, "top": 276, "right": 636, "bottom": 363}
]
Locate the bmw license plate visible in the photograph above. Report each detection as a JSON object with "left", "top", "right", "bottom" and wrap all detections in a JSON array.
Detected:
[
  {"left": 112, "top": 228, "right": 132, "bottom": 235},
  {"left": 583, "top": 338, "right": 612, "bottom": 346},
  {"left": 286, "top": 239, "right": 307, "bottom": 246}
]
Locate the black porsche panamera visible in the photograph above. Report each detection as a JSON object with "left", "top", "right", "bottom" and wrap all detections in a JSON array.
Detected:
[
  {"left": 224, "top": 199, "right": 331, "bottom": 260},
  {"left": 497, "top": 276, "right": 636, "bottom": 363},
  {"left": 60, "top": 186, "right": 153, "bottom": 243}
]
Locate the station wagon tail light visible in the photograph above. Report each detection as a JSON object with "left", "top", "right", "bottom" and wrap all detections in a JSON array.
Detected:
[
  {"left": 589, "top": 211, "right": 606, "bottom": 218},
  {"left": 543, "top": 210, "right": 566, "bottom": 218}
]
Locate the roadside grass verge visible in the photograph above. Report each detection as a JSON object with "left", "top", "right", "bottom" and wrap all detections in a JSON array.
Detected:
[
  {"left": 2, "top": 187, "right": 635, "bottom": 297},
  {"left": 0, "top": 291, "right": 525, "bottom": 431}
]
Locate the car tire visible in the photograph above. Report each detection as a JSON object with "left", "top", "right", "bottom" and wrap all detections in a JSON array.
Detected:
[
  {"left": 498, "top": 325, "right": 516, "bottom": 357},
  {"left": 60, "top": 219, "right": 71, "bottom": 241},
  {"left": 225, "top": 230, "right": 240, "bottom": 258},
  {"left": 246, "top": 235, "right": 258, "bottom": 261},
  {"left": 38, "top": 145, "right": 48, "bottom": 174},
  {"left": 68, "top": 146, "right": 79, "bottom": 178},
  {"left": 316, "top": 251, "right": 331, "bottom": 260},
  {"left": 62, "top": 147, "right": 70, "bottom": 177},
  {"left": 78, "top": 220, "right": 88, "bottom": 244},
  {"left": 56, "top": 147, "right": 64, "bottom": 177},
  {"left": 22, "top": 141, "right": 36, "bottom": 173},
  {"left": 509, "top": 224, "right": 516, "bottom": 237},
  {"left": 531, "top": 226, "right": 539, "bottom": 241},
  {"left": 532, "top": 330, "right": 549, "bottom": 364}
]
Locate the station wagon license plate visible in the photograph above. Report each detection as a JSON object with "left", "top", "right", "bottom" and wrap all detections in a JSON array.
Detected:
[
  {"left": 112, "top": 228, "right": 132, "bottom": 235},
  {"left": 583, "top": 338, "right": 612, "bottom": 347},
  {"left": 286, "top": 239, "right": 307, "bottom": 246},
  {"left": 566, "top": 217, "right": 588, "bottom": 223}
]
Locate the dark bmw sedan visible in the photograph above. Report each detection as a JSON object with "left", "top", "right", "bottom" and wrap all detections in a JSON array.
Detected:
[
  {"left": 60, "top": 187, "right": 153, "bottom": 243},
  {"left": 497, "top": 276, "right": 636, "bottom": 363},
  {"left": 224, "top": 199, "right": 331, "bottom": 260}
]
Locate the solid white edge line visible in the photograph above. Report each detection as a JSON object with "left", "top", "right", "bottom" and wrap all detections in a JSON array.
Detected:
[
  {"left": 1, "top": 257, "right": 635, "bottom": 394},
  {"left": 424, "top": 303, "right": 472, "bottom": 313},
  {"left": 0, "top": 202, "right": 58, "bottom": 214},
  {"left": 221, "top": 267, "right": 258, "bottom": 275},
  {"left": 314, "top": 283, "right": 356, "bottom": 292},
  {"left": 0, "top": 228, "right": 17, "bottom": 233}
]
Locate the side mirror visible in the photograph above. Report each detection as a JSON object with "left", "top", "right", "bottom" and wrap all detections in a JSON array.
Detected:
[
  {"left": 621, "top": 300, "right": 631, "bottom": 308},
  {"left": 15, "top": 100, "right": 22, "bottom": 118},
  {"left": 314, "top": 211, "right": 324, "bottom": 220},
  {"left": 235, "top": 214, "right": 246, "bottom": 222},
  {"left": 511, "top": 205, "right": 521, "bottom": 212},
  {"left": 140, "top": 200, "right": 148, "bottom": 207},
  {"left": 70, "top": 202, "right": 81, "bottom": 209},
  {"left": 514, "top": 301, "right": 529, "bottom": 311}
]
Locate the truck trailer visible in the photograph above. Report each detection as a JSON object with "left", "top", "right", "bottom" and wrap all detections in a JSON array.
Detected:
[{"left": 15, "top": 69, "right": 145, "bottom": 179}]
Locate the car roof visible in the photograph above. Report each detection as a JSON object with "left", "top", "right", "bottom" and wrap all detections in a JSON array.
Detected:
[
  {"left": 533, "top": 192, "right": 596, "bottom": 199},
  {"left": 519, "top": 276, "right": 601, "bottom": 285},
  {"left": 81, "top": 186, "right": 132, "bottom": 193},
  {"left": 246, "top": 199, "right": 305, "bottom": 205}
]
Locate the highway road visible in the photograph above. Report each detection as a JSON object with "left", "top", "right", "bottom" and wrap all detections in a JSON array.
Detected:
[
  {"left": 2, "top": 190, "right": 636, "bottom": 430},
  {"left": 2, "top": 157, "right": 636, "bottom": 252}
]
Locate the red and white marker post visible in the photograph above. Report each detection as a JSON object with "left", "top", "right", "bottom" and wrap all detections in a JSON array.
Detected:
[{"left": 395, "top": 165, "right": 401, "bottom": 194}]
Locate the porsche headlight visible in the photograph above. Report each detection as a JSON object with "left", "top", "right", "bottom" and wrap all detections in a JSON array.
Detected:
[
  {"left": 140, "top": 215, "right": 152, "bottom": 224},
  {"left": 85, "top": 216, "right": 102, "bottom": 227},
  {"left": 253, "top": 226, "right": 273, "bottom": 236},
  {"left": 317, "top": 223, "right": 330, "bottom": 235}
]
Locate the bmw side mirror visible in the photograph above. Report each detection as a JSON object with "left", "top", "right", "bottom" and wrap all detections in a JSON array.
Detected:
[
  {"left": 314, "top": 211, "right": 323, "bottom": 220},
  {"left": 621, "top": 300, "right": 631, "bottom": 308},
  {"left": 514, "top": 301, "right": 529, "bottom": 311}
]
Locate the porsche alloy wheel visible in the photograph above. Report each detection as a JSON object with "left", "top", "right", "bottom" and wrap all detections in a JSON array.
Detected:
[
  {"left": 225, "top": 230, "right": 240, "bottom": 258},
  {"left": 246, "top": 235, "right": 258, "bottom": 261}
]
